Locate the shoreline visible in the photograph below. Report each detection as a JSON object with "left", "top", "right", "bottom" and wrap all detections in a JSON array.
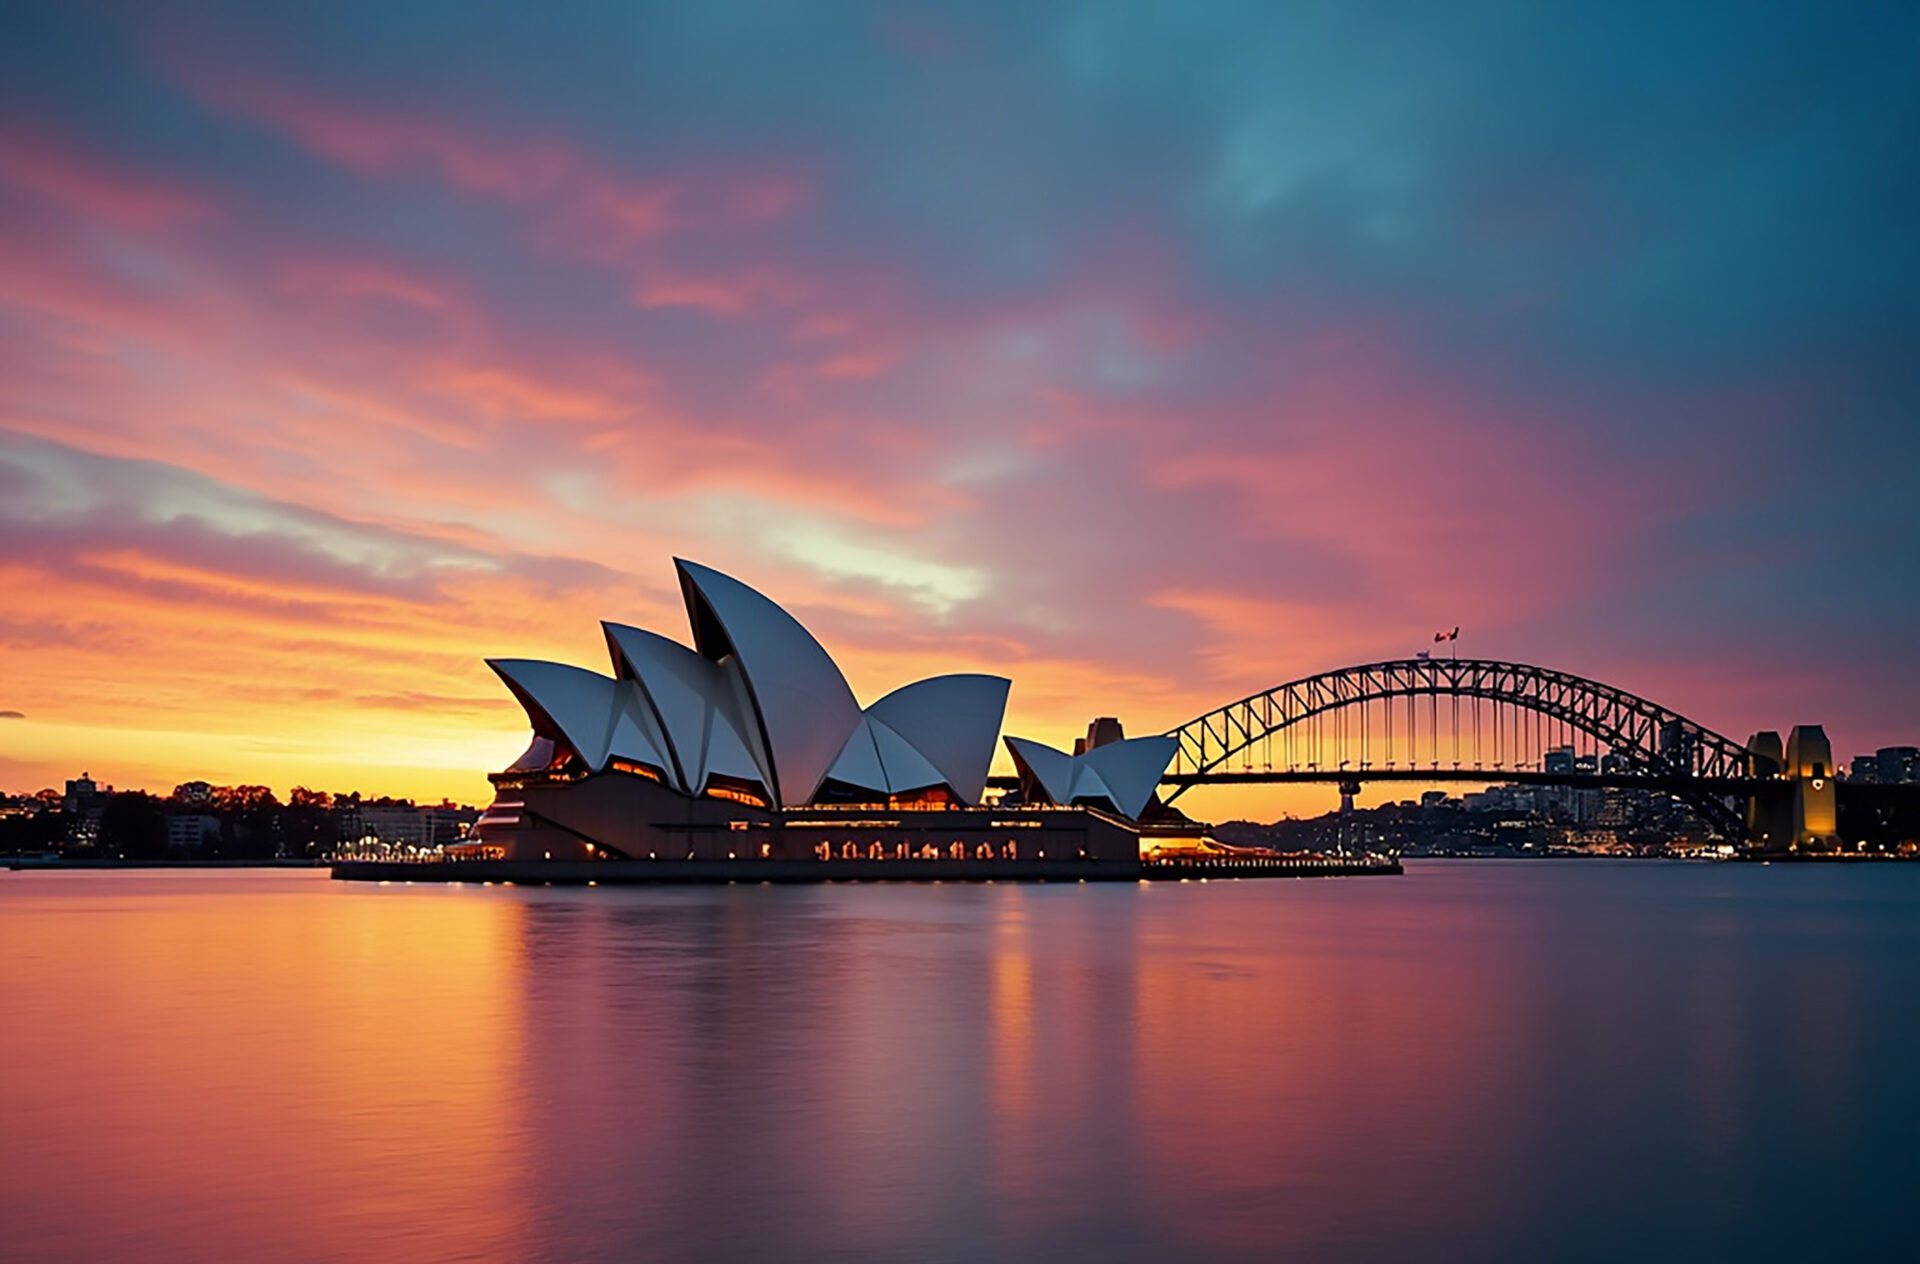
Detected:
[
  {"left": 3, "top": 858, "right": 328, "bottom": 871},
  {"left": 329, "top": 855, "right": 1402, "bottom": 885}
]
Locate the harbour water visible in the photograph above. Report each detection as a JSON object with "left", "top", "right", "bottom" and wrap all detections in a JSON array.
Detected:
[{"left": 2, "top": 862, "right": 1916, "bottom": 1262}]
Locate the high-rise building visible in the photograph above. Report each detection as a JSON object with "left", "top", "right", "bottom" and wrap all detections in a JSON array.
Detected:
[
  {"left": 61, "top": 772, "right": 111, "bottom": 848},
  {"left": 1877, "top": 747, "right": 1920, "bottom": 785}
]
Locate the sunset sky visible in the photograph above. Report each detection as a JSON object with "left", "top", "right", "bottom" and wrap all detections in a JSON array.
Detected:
[{"left": 2, "top": 1, "right": 1917, "bottom": 818}]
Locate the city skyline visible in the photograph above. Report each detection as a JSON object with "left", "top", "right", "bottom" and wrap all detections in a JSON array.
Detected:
[{"left": 3, "top": 2, "right": 1918, "bottom": 821}]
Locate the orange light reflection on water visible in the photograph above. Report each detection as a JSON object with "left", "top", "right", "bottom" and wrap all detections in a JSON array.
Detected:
[{"left": 0, "top": 871, "right": 528, "bottom": 1263}]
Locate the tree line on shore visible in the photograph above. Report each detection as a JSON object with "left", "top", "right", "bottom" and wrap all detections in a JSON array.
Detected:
[{"left": 0, "top": 784, "right": 472, "bottom": 860}]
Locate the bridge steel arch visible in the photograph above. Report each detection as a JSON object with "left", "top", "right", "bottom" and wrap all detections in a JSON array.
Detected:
[{"left": 1162, "top": 658, "right": 1761, "bottom": 834}]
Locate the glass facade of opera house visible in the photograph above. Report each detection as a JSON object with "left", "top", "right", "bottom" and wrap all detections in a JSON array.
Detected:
[{"left": 454, "top": 560, "right": 1191, "bottom": 865}]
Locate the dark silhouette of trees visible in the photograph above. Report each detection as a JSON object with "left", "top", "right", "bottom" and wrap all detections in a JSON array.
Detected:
[
  {"left": 0, "top": 794, "right": 64, "bottom": 854},
  {"left": 97, "top": 792, "right": 168, "bottom": 859},
  {"left": 3, "top": 781, "right": 477, "bottom": 861},
  {"left": 281, "top": 787, "right": 336, "bottom": 857}
]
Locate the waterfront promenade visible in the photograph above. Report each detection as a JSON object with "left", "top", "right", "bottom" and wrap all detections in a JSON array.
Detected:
[{"left": 330, "top": 853, "right": 1401, "bottom": 885}]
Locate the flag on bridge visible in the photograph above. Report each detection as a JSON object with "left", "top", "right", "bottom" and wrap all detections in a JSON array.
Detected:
[{"left": 1434, "top": 627, "right": 1459, "bottom": 642}]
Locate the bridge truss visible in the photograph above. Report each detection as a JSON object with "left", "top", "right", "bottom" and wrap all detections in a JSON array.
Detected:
[{"left": 1163, "top": 658, "right": 1761, "bottom": 835}]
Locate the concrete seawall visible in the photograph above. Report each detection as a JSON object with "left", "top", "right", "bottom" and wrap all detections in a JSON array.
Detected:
[{"left": 330, "top": 855, "right": 1401, "bottom": 885}]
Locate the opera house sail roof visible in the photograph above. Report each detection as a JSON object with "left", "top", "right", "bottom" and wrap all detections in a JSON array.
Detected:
[
  {"left": 486, "top": 559, "right": 1012, "bottom": 810},
  {"left": 1002, "top": 733, "right": 1179, "bottom": 820}
]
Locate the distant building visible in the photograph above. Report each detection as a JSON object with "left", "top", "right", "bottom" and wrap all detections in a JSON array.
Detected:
[
  {"left": 341, "top": 802, "right": 479, "bottom": 850},
  {"left": 1659, "top": 721, "right": 1697, "bottom": 769},
  {"left": 1878, "top": 746, "right": 1920, "bottom": 785},
  {"left": 171, "top": 781, "right": 214, "bottom": 806},
  {"left": 63, "top": 772, "right": 108, "bottom": 817},
  {"left": 167, "top": 813, "right": 221, "bottom": 852},
  {"left": 62, "top": 772, "right": 111, "bottom": 848}
]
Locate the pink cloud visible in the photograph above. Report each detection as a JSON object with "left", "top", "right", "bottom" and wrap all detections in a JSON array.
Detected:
[
  {"left": 723, "top": 175, "right": 810, "bottom": 223},
  {"left": 182, "top": 75, "right": 812, "bottom": 270},
  {"left": 633, "top": 263, "right": 818, "bottom": 318},
  {"left": 205, "top": 86, "right": 570, "bottom": 198},
  {"left": 815, "top": 352, "right": 894, "bottom": 381},
  {"left": 165, "top": 68, "right": 817, "bottom": 281},
  {"left": 417, "top": 360, "right": 648, "bottom": 424},
  {"left": 0, "top": 127, "right": 215, "bottom": 228},
  {"left": 633, "top": 274, "right": 754, "bottom": 318},
  {"left": 279, "top": 257, "right": 471, "bottom": 317},
  {"left": 540, "top": 174, "right": 685, "bottom": 260}
]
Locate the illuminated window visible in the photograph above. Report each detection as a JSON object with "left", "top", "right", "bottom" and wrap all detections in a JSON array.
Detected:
[{"left": 705, "top": 778, "right": 769, "bottom": 808}]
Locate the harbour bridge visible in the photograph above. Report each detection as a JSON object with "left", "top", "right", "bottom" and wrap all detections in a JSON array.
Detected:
[{"left": 1143, "top": 657, "right": 1852, "bottom": 850}]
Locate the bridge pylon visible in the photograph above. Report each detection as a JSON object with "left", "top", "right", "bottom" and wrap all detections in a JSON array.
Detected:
[{"left": 1742, "top": 727, "right": 1842, "bottom": 853}]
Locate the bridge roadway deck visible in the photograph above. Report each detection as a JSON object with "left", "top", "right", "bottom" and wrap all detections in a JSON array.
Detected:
[
  {"left": 986, "top": 770, "right": 1765, "bottom": 792},
  {"left": 1160, "top": 769, "right": 1765, "bottom": 792},
  {"left": 331, "top": 855, "right": 1401, "bottom": 885}
]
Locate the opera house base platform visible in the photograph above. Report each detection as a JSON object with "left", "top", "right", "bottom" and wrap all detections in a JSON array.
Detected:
[{"left": 330, "top": 853, "right": 1401, "bottom": 885}]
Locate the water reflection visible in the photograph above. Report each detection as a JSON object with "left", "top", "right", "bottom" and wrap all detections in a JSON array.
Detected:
[
  {"left": 0, "top": 871, "right": 528, "bottom": 1262},
  {"left": 3, "top": 863, "right": 1917, "bottom": 1262}
]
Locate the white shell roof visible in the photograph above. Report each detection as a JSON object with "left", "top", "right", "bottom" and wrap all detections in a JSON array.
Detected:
[
  {"left": 1079, "top": 735, "right": 1179, "bottom": 819},
  {"left": 603, "top": 622, "right": 775, "bottom": 796},
  {"left": 675, "top": 559, "right": 863, "bottom": 807},
  {"left": 1005, "top": 735, "right": 1077, "bottom": 804},
  {"left": 488, "top": 562, "right": 1011, "bottom": 811},
  {"left": 865, "top": 674, "right": 1010, "bottom": 804},
  {"left": 1003, "top": 733, "right": 1176, "bottom": 820},
  {"left": 505, "top": 735, "right": 557, "bottom": 773},
  {"left": 488, "top": 659, "right": 674, "bottom": 776},
  {"left": 824, "top": 714, "right": 949, "bottom": 797}
]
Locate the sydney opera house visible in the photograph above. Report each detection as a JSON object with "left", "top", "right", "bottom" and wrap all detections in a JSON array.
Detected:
[{"left": 451, "top": 559, "right": 1188, "bottom": 873}]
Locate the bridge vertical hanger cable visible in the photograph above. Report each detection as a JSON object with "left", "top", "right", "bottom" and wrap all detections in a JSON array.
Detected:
[
  {"left": 1430, "top": 680, "right": 1438, "bottom": 769},
  {"left": 1385, "top": 687, "right": 1393, "bottom": 767}
]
